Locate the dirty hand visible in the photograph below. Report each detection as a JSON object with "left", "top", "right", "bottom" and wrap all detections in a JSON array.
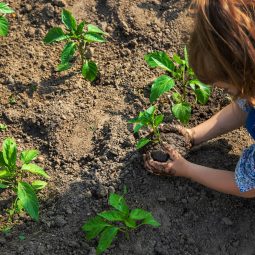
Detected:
[{"left": 143, "top": 143, "right": 188, "bottom": 177}]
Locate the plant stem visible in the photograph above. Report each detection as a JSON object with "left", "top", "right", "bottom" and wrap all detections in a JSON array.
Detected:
[
  {"left": 182, "top": 67, "right": 187, "bottom": 103},
  {"left": 78, "top": 40, "right": 86, "bottom": 69}
]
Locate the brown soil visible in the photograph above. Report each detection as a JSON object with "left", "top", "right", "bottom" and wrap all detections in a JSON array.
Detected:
[{"left": 0, "top": 0, "right": 255, "bottom": 255}]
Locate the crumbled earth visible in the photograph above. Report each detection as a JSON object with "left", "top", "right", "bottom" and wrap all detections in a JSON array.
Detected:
[{"left": 1, "top": 0, "right": 255, "bottom": 254}]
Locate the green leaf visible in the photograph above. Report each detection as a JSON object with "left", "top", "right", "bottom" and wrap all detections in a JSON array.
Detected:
[
  {"left": 20, "top": 150, "right": 39, "bottom": 164},
  {"left": 173, "top": 54, "right": 184, "bottom": 65},
  {"left": 16, "top": 199, "right": 24, "bottom": 212},
  {"left": 82, "top": 60, "right": 98, "bottom": 81},
  {"left": 136, "top": 138, "right": 151, "bottom": 149},
  {"left": 2, "top": 138, "right": 17, "bottom": 168},
  {"left": 0, "top": 3, "right": 14, "bottom": 14},
  {"left": 144, "top": 51, "right": 174, "bottom": 72},
  {"left": 133, "top": 123, "right": 144, "bottom": 134},
  {"left": 150, "top": 75, "right": 175, "bottom": 103},
  {"left": 87, "top": 24, "right": 106, "bottom": 34},
  {"left": 109, "top": 193, "right": 129, "bottom": 215},
  {"left": 76, "top": 21, "right": 85, "bottom": 35},
  {"left": 0, "top": 16, "right": 8, "bottom": 37},
  {"left": 82, "top": 216, "right": 111, "bottom": 240},
  {"left": 190, "top": 80, "right": 211, "bottom": 104},
  {"left": 98, "top": 210, "right": 125, "bottom": 222},
  {"left": 172, "top": 102, "right": 191, "bottom": 124},
  {"left": 0, "top": 183, "right": 7, "bottom": 188},
  {"left": 124, "top": 218, "right": 136, "bottom": 228},
  {"left": 96, "top": 226, "right": 119, "bottom": 255},
  {"left": 172, "top": 92, "right": 182, "bottom": 104},
  {"left": 32, "top": 180, "right": 47, "bottom": 190},
  {"left": 62, "top": 9, "right": 77, "bottom": 31},
  {"left": 21, "top": 164, "right": 50, "bottom": 179},
  {"left": 142, "top": 214, "right": 160, "bottom": 227},
  {"left": 84, "top": 32, "right": 106, "bottom": 43},
  {"left": 17, "top": 182, "right": 39, "bottom": 221},
  {"left": 0, "top": 123, "right": 7, "bottom": 131},
  {"left": 57, "top": 62, "right": 72, "bottom": 72},
  {"left": 0, "top": 169, "right": 11, "bottom": 178},
  {"left": 130, "top": 209, "right": 151, "bottom": 220},
  {"left": 43, "top": 27, "right": 69, "bottom": 44},
  {"left": 60, "top": 42, "right": 77, "bottom": 64},
  {"left": 154, "top": 114, "right": 164, "bottom": 127}
]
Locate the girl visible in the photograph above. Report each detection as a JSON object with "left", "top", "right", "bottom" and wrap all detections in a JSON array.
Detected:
[{"left": 144, "top": 0, "right": 255, "bottom": 198}]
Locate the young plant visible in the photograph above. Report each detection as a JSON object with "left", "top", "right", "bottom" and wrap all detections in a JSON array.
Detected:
[
  {"left": 0, "top": 138, "right": 49, "bottom": 226},
  {"left": 144, "top": 47, "right": 211, "bottom": 124},
  {"left": 0, "top": 2, "right": 14, "bottom": 37},
  {"left": 0, "top": 123, "right": 7, "bottom": 131},
  {"left": 128, "top": 105, "right": 164, "bottom": 149},
  {"left": 44, "top": 9, "right": 107, "bottom": 81},
  {"left": 83, "top": 191, "right": 160, "bottom": 255}
]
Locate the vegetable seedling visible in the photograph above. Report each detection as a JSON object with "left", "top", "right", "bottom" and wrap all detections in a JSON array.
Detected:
[
  {"left": 0, "top": 138, "right": 50, "bottom": 228},
  {"left": 44, "top": 9, "right": 108, "bottom": 81},
  {"left": 83, "top": 190, "right": 160, "bottom": 255},
  {"left": 129, "top": 105, "right": 164, "bottom": 149},
  {"left": 0, "top": 2, "right": 14, "bottom": 37},
  {"left": 0, "top": 123, "right": 7, "bottom": 131},
  {"left": 144, "top": 47, "right": 211, "bottom": 124}
]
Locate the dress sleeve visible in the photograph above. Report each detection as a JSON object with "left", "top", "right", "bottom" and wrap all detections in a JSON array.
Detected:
[
  {"left": 235, "top": 144, "right": 255, "bottom": 192},
  {"left": 236, "top": 98, "right": 250, "bottom": 112}
]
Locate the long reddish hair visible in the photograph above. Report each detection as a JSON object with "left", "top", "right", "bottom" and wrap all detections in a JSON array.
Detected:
[{"left": 189, "top": 0, "right": 255, "bottom": 98}]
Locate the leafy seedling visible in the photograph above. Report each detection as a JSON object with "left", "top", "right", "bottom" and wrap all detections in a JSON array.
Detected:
[
  {"left": 129, "top": 105, "right": 164, "bottom": 149},
  {"left": 0, "top": 123, "right": 7, "bottom": 131},
  {"left": 145, "top": 47, "right": 211, "bottom": 124},
  {"left": 83, "top": 191, "right": 160, "bottom": 255},
  {"left": 8, "top": 95, "right": 16, "bottom": 105},
  {"left": 0, "top": 138, "right": 49, "bottom": 229},
  {"left": 0, "top": 2, "right": 14, "bottom": 37},
  {"left": 44, "top": 9, "right": 108, "bottom": 81}
]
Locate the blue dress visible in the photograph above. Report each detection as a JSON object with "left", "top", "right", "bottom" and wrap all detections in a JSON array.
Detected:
[{"left": 235, "top": 99, "right": 255, "bottom": 192}]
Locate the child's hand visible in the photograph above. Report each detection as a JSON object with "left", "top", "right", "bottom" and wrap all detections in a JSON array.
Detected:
[{"left": 143, "top": 143, "right": 188, "bottom": 177}]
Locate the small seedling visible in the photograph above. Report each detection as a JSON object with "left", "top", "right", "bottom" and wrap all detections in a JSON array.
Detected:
[
  {"left": 129, "top": 105, "right": 164, "bottom": 149},
  {"left": 83, "top": 190, "right": 160, "bottom": 255},
  {"left": 8, "top": 95, "right": 16, "bottom": 105},
  {"left": 144, "top": 47, "right": 211, "bottom": 124},
  {"left": 0, "top": 138, "right": 50, "bottom": 228},
  {"left": 0, "top": 123, "right": 7, "bottom": 131},
  {"left": 44, "top": 9, "right": 107, "bottom": 81},
  {"left": 0, "top": 2, "right": 14, "bottom": 37}
]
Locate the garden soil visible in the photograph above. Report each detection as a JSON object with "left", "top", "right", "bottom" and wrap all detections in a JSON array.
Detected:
[{"left": 1, "top": 0, "right": 255, "bottom": 254}]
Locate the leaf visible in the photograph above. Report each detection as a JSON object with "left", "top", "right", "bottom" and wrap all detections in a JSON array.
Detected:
[
  {"left": 144, "top": 51, "right": 175, "bottom": 72},
  {"left": 57, "top": 62, "right": 72, "bottom": 72},
  {"left": 0, "top": 183, "right": 7, "bottom": 188},
  {"left": 0, "top": 123, "right": 7, "bottom": 131},
  {"left": 2, "top": 138, "right": 17, "bottom": 168},
  {"left": 136, "top": 138, "right": 151, "bottom": 149},
  {"left": 96, "top": 226, "right": 119, "bottom": 255},
  {"left": 172, "top": 92, "right": 182, "bottom": 104},
  {"left": 21, "top": 164, "right": 50, "bottom": 179},
  {"left": 133, "top": 123, "right": 144, "bottom": 134},
  {"left": 87, "top": 24, "right": 106, "bottom": 34},
  {"left": 32, "top": 180, "right": 47, "bottom": 190},
  {"left": 124, "top": 218, "right": 136, "bottom": 228},
  {"left": 173, "top": 54, "right": 184, "bottom": 65},
  {"left": 76, "top": 21, "right": 85, "bottom": 35},
  {"left": 130, "top": 209, "right": 150, "bottom": 220},
  {"left": 62, "top": 9, "right": 77, "bottom": 31},
  {"left": 142, "top": 214, "right": 160, "bottom": 227},
  {"left": 0, "top": 16, "right": 8, "bottom": 36},
  {"left": 0, "top": 3, "right": 14, "bottom": 14},
  {"left": 190, "top": 80, "right": 211, "bottom": 104},
  {"left": 150, "top": 75, "right": 175, "bottom": 103},
  {"left": 82, "top": 216, "right": 111, "bottom": 240},
  {"left": 98, "top": 210, "right": 125, "bottom": 222},
  {"left": 172, "top": 102, "right": 191, "bottom": 124},
  {"left": 109, "top": 193, "right": 129, "bottom": 215},
  {"left": 20, "top": 150, "right": 39, "bottom": 164},
  {"left": 84, "top": 32, "right": 106, "bottom": 43},
  {"left": 154, "top": 114, "right": 164, "bottom": 127},
  {"left": 60, "top": 42, "right": 77, "bottom": 64},
  {"left": 17, "top": 182, "right": 39, "bottom": 221},
  {"left": 43, "top": 27, "right": 69, "bottom": 44},
  {"left": 82, "top": 60, "right": 98, "bottom": 81},
  {"left": 0, "top": 169, "right": 11, "bottom": 178}
]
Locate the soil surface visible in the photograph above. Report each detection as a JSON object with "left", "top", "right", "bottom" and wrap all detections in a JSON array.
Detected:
[{"left": 0, "top": 0, "right": 255, "bottom": 255}]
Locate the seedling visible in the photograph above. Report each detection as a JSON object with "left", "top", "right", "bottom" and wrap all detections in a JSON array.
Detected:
[
  {"left": 129, "top": 105, "right": 164, "bottom": 149},
  {"left": 8, "top": 95, "right": 16, "bottom": 105},
  {"left": 44, "top": 9, "right": 107, "bottom": 81},
  {"left": 0, "top": 2, "right": 14, "bottom": 37},
  {"left": 0, "top": 123, "right": 7, "bottom": 131},
  {"left": 144, "top": 47, "right": 211, "bottom": 124},
  {"left": 83, "top": 191, "right": 160, "bottom": 255},
  {"left": 0, "top": 138, "right": 49, "bottom": 228}
]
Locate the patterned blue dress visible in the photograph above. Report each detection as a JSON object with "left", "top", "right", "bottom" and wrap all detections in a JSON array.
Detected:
[{"left": 235, "top": 99, "right": 255, "bottom": 192}]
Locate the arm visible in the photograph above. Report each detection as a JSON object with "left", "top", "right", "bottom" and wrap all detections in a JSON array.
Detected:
[{"left": 189, "top": 101, "right": 248, "bottom": 145}]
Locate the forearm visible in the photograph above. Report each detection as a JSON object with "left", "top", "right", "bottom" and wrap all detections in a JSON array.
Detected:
[
  {"left": 190, "top": 102, "right": 247, "bottom": 145},
  {"left": 182, "top": 162, "right": 255, "bottom": 198}
]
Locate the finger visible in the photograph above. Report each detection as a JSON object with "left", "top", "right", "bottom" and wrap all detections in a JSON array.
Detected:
[{"left": 162, "top": 143, "right": 181, "bottom": 160}]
